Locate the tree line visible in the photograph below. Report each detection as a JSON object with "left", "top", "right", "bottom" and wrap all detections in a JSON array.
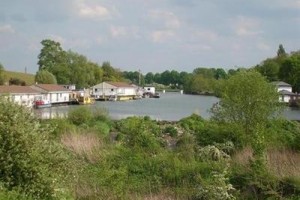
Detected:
[{"left": 1, "top": 40, "right": 299, "bottom": 94}]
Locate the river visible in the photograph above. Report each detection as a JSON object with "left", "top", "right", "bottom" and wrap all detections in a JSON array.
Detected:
[{"left": 34, "top": 92, "right": 300, "bottom": 121}]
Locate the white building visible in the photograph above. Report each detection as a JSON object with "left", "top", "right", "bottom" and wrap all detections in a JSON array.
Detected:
[
  {"left": 0, "top": 85, "right": 40, "bottom": 108},
  {"left": 31, "top": 84, "right": 72, "bottom": 104},
  {"left": 272, "top": 81, "right": 295, "bottom": 103},
  {"left": 91, "top": 82, "right": 136, "bottom": 100}
]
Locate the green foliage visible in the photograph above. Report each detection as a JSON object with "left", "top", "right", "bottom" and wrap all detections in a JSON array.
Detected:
[
  {"left": 68, "top": 106, "right": 93, "bottom": 125},
  {"left": 163, "top": 125, "right": 178, "bottom": 137},
  {"left": 195, "top": 168, "right": 236, "bottom": 200},
  {"left": 35, "top": 69, "right": 57, "bottom": 84},
  {"left": 230, "top": 148, "right": 300, "bottom": 199},
  {"left": 0, "top": 63, "right": 6, "bottom": 85},
  {"left": 211, "top": 70, "right": 281, "bottom": 140},
  {"left": 265, "top": 119, "right": 300, "bottom": 150},
  {"left": 8, "top": 77, "right": 26, "bottom": 85},
  {"left": 179, "top": 114, "right": 205, "bottom": 132},
  {"left": 277, "top": 44, "right": 287, "bottom": 57},
  {"left": 0, "top": 97, "right": 70, "bottom": 199},
  {"left": 38, "top": 39, "right": 66, "bottom": 71},
  {"left": 115, "top": 117, "right": 162, "bottom": 153}
]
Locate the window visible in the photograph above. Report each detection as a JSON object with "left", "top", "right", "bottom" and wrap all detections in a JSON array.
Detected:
[
  {"left": 111, "top": 89, "right": 114, "bottom": 91},
  {"left": 95, "top": 88, "right": 98, "bottom": 92}
]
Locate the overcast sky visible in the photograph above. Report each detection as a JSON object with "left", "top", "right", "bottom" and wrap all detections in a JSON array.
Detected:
[{"left": 0, "top": 0, "right": 299, "bottom": 74}]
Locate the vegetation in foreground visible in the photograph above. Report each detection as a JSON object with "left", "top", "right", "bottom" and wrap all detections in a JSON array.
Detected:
[{"left": 0, "top": 70, "right": 300, "bottom": 199}]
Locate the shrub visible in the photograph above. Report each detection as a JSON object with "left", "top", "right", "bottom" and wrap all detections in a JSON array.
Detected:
[
  {"left": 0, "top": 97, "right": 70, "bottom": 199},
  {"left": 163, "top": 125, "right": 178, "bottom": 137},
  {"left": 68, "top": 106, "right": 93, "bottom": 125},
  {"left": 116, "top": 117, "right": 162, "bottom": 153}
]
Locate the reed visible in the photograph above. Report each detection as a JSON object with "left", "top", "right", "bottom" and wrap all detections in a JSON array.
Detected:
[{"left": 61, "top": 132, "right": 103, "bottom": 163}]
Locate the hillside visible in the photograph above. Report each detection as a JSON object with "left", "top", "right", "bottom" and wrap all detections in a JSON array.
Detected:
[{"left": 4, "top": 70, "right": 35, "bottom": 85}]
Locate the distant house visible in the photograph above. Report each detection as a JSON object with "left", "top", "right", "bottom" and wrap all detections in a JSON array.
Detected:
[
  {"left": 0, "top": 85, "right": 40, "bottom": 107},
  {"left": 272, "top": 81, "right": 296, "bottom": 103},
  {"left": 143, "top": 86, "right": 155, "bottom": 94},
  {"left": 30, "top": 84, "right": 72, "bottom": 104},
  {"left": 91, "top": 82, "right": 136, "bottom": 100}
]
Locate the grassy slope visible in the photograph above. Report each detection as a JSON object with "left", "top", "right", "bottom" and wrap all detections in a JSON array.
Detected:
[{"left": 4, "top": 71, "right": 35, "bottom": 85}]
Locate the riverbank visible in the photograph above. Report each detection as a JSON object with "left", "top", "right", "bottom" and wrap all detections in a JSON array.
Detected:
[{"left": 50, "top": 110, "right": 300, "bottom": 199}]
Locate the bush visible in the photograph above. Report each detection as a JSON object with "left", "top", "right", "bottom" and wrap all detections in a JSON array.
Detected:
[
  {"left": 265, "top": 119, "right": 300, "bottom": 150},
  {"left": 163, "top": 125, "right": 178, "bottom": 137},
  {"left": 0, "top": 97, "right": 70, "bottom": 199},
  {"left": 116, "top": 117, "right": 162, "bottom": 153},
  {"left": 68, "top": 106, "right": 93, "bottom": 125}
]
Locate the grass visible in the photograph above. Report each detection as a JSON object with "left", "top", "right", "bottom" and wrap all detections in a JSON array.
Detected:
[
  {"left": 61, "top": 132, "right": 104, "bottom": 164},
  {"left": 232, "top": 147, "right": 300, "bottom": 178},
  {"left": 4, "top": 70, "right": 35, "bottom": 85}
]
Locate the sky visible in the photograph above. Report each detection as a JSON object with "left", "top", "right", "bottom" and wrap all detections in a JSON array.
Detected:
[{"left": 0, "top": 0, "right": 299, "bottom": 74}]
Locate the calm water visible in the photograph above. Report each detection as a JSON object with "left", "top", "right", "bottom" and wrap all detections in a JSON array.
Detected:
[{"left": 34, "top": 92, "right": 300, "bottom": 121}]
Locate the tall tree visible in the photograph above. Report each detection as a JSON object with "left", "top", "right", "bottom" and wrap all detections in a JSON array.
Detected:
[
  {"left": 38, "top": 39, "right": 67, "bottom": 71},
  {"left": 211, "top": 70, "right": 281, "bottom": 165},
  {"left": 102, "top": 61, "right": 122, "bottom": 81},
  {"left": 277, "top": 44, "right": 287, "bottom": 57}
]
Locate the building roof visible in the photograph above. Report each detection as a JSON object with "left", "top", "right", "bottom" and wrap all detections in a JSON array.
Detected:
[
  {"left": 106, "top": 82, "right": 134, "bottom": 88},
  {"left": 0, "top": 85, "right": 40, "bottom": 94},
  {"left": 272, "top": 81, "right": 291, "bottom": 87},
  {"left": 31, "top": 84, "right": 72, "bottom": 92},
  {"left": 279, "top": 90, "right": 296, "bottom": 96}
]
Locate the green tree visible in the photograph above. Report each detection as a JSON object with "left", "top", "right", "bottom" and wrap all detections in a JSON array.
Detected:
[
  {"left": 102, "top": 61, "right": 122, "bottom": 81},
  {"left": 277, "top": 44, "right": 287, "bottom": 57},
  {"left": 193, "top": 67, "right": 215, "bottom": 79},
  {"left": 145, "top": 72, "right": 154, "bottom": 84},
  {"left": 35, "top": 70, "right": 57, "bottom": 84},
  {"left": 0, "top": 63, "right": 6, "bottom": 85},
  {"left": 255, "top": 58, "right": 280, "bottom": 81},
  {"left": 214, "top": 68, "right": 227, "bottom": 80},
  {"left": 38, "top": 39, "right": 67, "bottom": 71},
  {"left": 211, "top": 70, "right": 281, "bottom": 162},
  {"left": 278, "top": 53, "right": 300, "bottom": 92}
]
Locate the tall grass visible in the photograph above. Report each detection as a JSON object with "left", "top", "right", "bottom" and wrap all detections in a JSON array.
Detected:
[
  {"left": 61, "top": 132, "right": 104, "bottom": 164},
  {"left": 232, "top": 147, "right": 300, "bottom": 178}
]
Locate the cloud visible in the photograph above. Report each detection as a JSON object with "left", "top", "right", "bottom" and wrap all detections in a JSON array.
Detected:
[
  {"left": 110, "top": 25, "right": 127, "bottom": 38},
  {"left": 234, "top": 16, "right": 263, "bottom": 36},
  {"left": 77, "top": 2, "right": 111, "bottom": 20},
  {"left": 0, "top": 24, "right": 15, "bottom": 34},
  {"left": 151, "top": 30, "right": 175, "bottom": 43},
  {"left": 193, "top": 29, "right": 218, "bottom": 42},
  {"left": 149, "top": 10, "right": 181, "bottom": 29}
]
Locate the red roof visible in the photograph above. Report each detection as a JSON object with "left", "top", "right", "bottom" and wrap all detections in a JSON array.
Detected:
[
  {"left": 0, "top": 85, "right": 39, "bottom": 94},
  {"left": 31, "top": 84, "right": 71, "bottom": 92},
  {"left": 106, "top": 82, "right": 133, "bottom": 88}
]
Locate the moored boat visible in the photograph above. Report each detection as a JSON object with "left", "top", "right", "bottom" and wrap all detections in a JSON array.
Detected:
[{"left": 34, "top": 99, "right": 51, "bottom": 109}]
